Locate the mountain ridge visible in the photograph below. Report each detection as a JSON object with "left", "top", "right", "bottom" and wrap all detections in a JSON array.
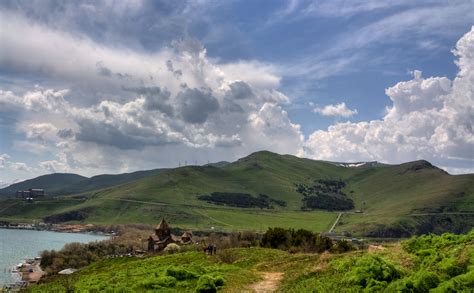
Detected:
[{"left": 0, "top": 151, "right": 472, "bottom": 237}]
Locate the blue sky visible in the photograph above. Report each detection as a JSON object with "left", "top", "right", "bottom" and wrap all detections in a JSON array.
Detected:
[{"left": 0, "top": 0, "right": 473, "bottom": 184}]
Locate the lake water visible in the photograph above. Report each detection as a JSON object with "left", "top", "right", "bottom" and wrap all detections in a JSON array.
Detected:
[{"left": 0, "top": 229, "right": 108, "bottom": 284}]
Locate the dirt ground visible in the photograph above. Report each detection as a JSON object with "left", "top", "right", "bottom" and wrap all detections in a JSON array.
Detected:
[{"left": 249, "top": 272, "right": 284, "bottom": 292}]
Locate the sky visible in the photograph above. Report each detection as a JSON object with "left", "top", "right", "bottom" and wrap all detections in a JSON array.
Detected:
[{"left": 0, "top": 0, "right": 473, "bottom": 185}]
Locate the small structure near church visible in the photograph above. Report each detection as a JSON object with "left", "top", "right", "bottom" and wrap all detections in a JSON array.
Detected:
[{"left": 148, "top": 218, "right": 193, "bottom": 252}]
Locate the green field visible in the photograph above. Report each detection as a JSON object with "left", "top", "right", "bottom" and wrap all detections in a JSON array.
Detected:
[
  {"left": 29, "top": 231, "right": 474, "bottom": 292},
  {"left": 1, "top": 151, "right": 473, "bottom": 236}
]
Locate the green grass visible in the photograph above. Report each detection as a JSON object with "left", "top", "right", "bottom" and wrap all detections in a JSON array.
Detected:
[
  {"left": 29, "top": 231, "right": 474, "bottom": 292},
  {"left": 1, "top": 151, "right": 473, "bottom": 236}
]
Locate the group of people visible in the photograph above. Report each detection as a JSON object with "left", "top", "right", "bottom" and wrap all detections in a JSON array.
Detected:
[{"left": 203, "top": 244, "right": 217, "bottom": 255}]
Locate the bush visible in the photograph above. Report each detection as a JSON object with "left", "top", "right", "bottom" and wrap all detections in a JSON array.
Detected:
[
  {"left": 141, "top": 276, "right": 177, "bottom": 289},
  {"left": 261, "top": 227, "right": 336, "bottom": 253},
  {"left": 344, "top": 255, "right": 403, "bottom": 289},
  {"left": 196, "top": 277, "right": 216, "bottom": 293},
  {"left": 432, "top": 270, "right": 474, "bottom": 292},
  {"left": 217, "top": 249, "right": 239, "bottom": 264},
  {"left": 166, "top": 266, "right": 198, "bottom": 280},
  {"left": 261, "top": 227, "right": 291, "bottom": 249},
  {"left": 331, "top": 240, "right": 354, "bottom": 253},
  {"left": 195, "top": 274, "right": 225, "bottom": 293},
  {"left": 387, "top": 270, "right": 439, "bottom": 292}
]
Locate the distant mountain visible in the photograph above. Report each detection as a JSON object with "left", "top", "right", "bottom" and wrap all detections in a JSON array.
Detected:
[
  {"left": 0, "top": 173, "right": 87, "bottom": 196},
  {"left": 0, "top": 169, "right": 164, "bottom": 197},
  {"left": 0, "top": 151, "right": 472, "bottom": 237}
]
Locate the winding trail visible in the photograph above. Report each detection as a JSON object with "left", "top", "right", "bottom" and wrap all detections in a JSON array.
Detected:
[{"left": 250, "top": 272, "right": 284, "bottom": 292}]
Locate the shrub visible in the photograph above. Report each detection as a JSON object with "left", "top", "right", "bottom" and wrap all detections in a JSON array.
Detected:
[
  {"left": 345, "top": 255, "right": 403, "bottom": 289},
  {"left": 155, "top": 276, "right": 177, "bottom": 288},
  {"left": 261, "top": 227, "right": 291, "bottom": 249},
  {"left": 166, "top": 266, "right": 198, "bottom": 280},
  {"left": 195, "top": 274, "right": 225, "bottom": 293},
  {"left": 387, "top": 270, "right": 439, "bottom": 292},
  {"left": 217, "top": 249, "right": 239, "bottom": 264},
  {"left": 331, "top": 240, "right": 354, "bottom": 253},
  {"left": 195, "top": 275, "right": 217, "bottom": 293},
  {"left": 431, "top": 270, "right": 474, "bottom": 292}
]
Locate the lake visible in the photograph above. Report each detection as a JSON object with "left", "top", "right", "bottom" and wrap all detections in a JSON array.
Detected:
[{"left": 0, "top": 229, "right": 108, "bottom": 284}]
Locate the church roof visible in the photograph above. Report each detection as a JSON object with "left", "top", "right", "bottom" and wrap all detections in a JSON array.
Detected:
[
  {"left": 155, "top": 218, "right": 170, "bottom": 231},
  {"left": 181, "top": 231, "right": 192, "bottom": 238}
]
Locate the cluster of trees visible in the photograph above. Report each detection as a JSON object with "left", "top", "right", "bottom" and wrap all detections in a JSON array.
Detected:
[
  {"left": 40, "top": 226, "right": 151, "bottom": 273},
  {"left": 260, "top": 227, "right": 354, "bottom": 253},
  {"left": 295, "top": 179, "right": 354, "bottom": 211},
  {"left": 40, "top": 241, "right": 130, "bottom": 274},
  {"left": 197, "top": 192, "right": 286, "bottom": 209},
  {"left": 43, "top": 209, "right": 90, "bottom": 223}
]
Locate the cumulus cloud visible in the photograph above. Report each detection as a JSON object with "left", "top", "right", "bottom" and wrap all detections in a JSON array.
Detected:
[
  {"left": 305, "top": 27, "right": 474, "bottom": 173},
  {"left": 0, "top": 154, "right": 10, "bottom": 169},
  {"left": 0, "top": 153, "right": 33, "bottom": 173},
  {"left": 176, "top": 88, "right": 219, "bottom": 124},
  {"left": 0, "top": 10, "right": 304, "bottom": 176},
  {"left": 10, "top": 162, "right": 31, "bottom": 172},
  {"left": 1, "top": 6, "right": 472, "bottom": 179},
  {"left": 39, "top": 160, "right": 70, "bottom": 173},
  {"left": 313, "top": 102, "right": 358, "bottom": 117}
]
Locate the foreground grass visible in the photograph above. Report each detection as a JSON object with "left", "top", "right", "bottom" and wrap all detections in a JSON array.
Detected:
[{"left": 30, "top": 231, "right": 473, "bottom": 292}]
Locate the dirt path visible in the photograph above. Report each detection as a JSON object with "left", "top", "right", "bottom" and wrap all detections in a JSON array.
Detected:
[
  {"left": 329, "top": 212, "right": 342, "bottom": 232},
  {"left": 250, "top": 272, "right": 284, "bottom": 292}
]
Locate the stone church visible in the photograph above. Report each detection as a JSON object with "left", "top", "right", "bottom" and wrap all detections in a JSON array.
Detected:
[{"left": 148, "top": 218, "right": 193, "bottom": 251}]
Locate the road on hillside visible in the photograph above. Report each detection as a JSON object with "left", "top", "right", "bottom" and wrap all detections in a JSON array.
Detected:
[{"left": 329, "top": 212, "right": 342, "bottom": 232}]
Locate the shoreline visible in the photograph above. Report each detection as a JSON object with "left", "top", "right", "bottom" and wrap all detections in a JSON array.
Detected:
[
  {"left": 0, "top": 223, "right": 116, "bottom": 237},
  {"left": 0, "top": 227, "right": 111, "bottom": 289}
]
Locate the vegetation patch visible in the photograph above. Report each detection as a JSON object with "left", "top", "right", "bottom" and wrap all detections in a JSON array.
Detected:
[
  {"left": 296, "top": 179, "right": 354, "bottom": 211},
  {"left": 30, "top": 229, "right": 473, "bottom": 292},
  {"left": 197, "top": 192, "right": 286, "bottom": 209},
  {"left": 43, "top": 208, "right": 92, "bottom": 223},
  {"left": 260, "top": 227, "right": 353, "bottom": 253}
]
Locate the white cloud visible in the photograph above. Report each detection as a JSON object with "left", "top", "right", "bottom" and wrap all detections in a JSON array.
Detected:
[
  {"left": 304, "top": 27, "right": 474, "bottom": 173},
  {"left": 0, "top": 11, "right": 304, "bottom": 176},
  {"left": 313, "top": 102, "right": 358, "bottom": 117},
  {"left": 0, "top": 153, "right": 34, "bottom": 173},
  {"left": 0, "top": 154, "right": 10, "bottom": 169},
  {"left": 10, "top": 162, "right": 32, "bottom": 172},
  {"left": 39, "top": 160, "right": 70, "bottom": 173}
]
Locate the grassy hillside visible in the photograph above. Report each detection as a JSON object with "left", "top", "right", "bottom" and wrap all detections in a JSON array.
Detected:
[
  {"left": 0, "top": 173, "right": 86, "bottom": 197},
  {"left": 29, "top": 231, "right": 474, "bottom": 292},
  {"left": 0, "top": 169, "right": 163, "bottom": 197},
  {"left": 0, "top": 151, "right": 472, "bottom": 236}
]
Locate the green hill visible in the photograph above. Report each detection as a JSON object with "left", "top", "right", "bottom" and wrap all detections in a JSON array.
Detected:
[
  {"left": 0, "top": 173, "right": 86, "bottom": 196},
  {"left": 0, "top": 151, "right": 472, "bottom": 236},
  {"left": 0, "top": 169, "right": 163, "bottom": 197}
]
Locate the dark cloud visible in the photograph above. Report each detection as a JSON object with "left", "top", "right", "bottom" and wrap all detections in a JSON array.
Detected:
[
  {"left": 176, "top": 88, "right": 219, "bottom": 124},
  {"left": 57, "top": 128, "right": 74, "bottom": 139},
  {"left": 96, "top": 62, "right": 113, "bottom": 77},
  {"left": 123, "top": 86, "right": 174, "bottom": 116},
  {"left": 96, "top": 62, "right": 131, "bottom": 79},
  {"left": 0, "top": 0, "right": 191, "bottom": 51},
  {"left": 166, "top": 60, "right": 183, "bottom": 79},
  {"left": 226, "top": 81, "right": 255, "bottom": 100},
  {"left": 75, "top": 118, "right": 176, "bottom": 150}
]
